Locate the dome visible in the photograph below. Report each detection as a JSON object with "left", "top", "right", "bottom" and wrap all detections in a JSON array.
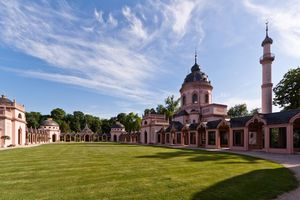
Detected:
[
  {"left": 112, "top": 122, "right": 125, "bottom": 129},
  {"left": 41, "top": 118, "right": 59, "bottom": 126},
  {"left": 261, "top": 35, "right": 273, "bottom": 46},
  {"left": 0, "top": 95, "right": 13, "bottom": 105},
  {"left": 182, "top": 62, "right": 211, "bottom": 86}
]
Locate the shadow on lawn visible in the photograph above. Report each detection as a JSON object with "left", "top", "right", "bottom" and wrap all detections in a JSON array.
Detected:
[
  {"left": 136, "top": 149, "right": 260, "bottom": 164},
  {"left": 190, "top": 168, "right": 297, "bottom": 200}
]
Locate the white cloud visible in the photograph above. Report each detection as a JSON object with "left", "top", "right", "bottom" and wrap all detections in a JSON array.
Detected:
[
  {"left": 243, "top": 0, "right": 300, "bottom": 59},
  {"left": 0, "top": 0, "right": 209, "bottom": 107},
  {"left": 122, "top": 6, "right": 148, "bottom": 40}
]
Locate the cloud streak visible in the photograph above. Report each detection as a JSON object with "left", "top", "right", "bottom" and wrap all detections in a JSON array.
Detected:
[{"left": 0, "top": 0, "right": 207, "bottom": 106}]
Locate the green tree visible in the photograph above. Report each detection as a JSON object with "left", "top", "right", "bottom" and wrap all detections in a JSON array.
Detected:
[
  {"left": 60, "top": 121, "right": 71, "bottom": 133},
  {"left": 156, "top": 104, "right": 166, "bottom": 114},
  {"left": 26, "top": 112, "right": 42, "bottom": 128},
  {"left": 51, "top": 108, "right": 66, "bottom": 121},
  {"left": 164, "top": 95, "right": 180, "bottom": 121},
  {"left": 250, "top": 108, "right": 261, "bottom": 115},
  {"left": 273, "top": 67, "right": 300, "bottom": 110},
  {"left": 227, "top": 104, "right": 249, "bottom": 118}
]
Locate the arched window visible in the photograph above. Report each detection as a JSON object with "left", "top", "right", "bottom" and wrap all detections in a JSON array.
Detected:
[
  {"left": 18, "top": 113, "right": 22, "bottom": 119},
  {"left": 205, "top": 94, "right": 209, "bottom": 103},
  {"left": 192, "top": 93, "right": 198, "bottom": 104},
  {"left": 182, "top": 96, "right": 186, "bottom": 106}
]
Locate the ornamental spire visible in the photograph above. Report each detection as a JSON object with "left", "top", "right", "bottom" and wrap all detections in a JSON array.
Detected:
[
  {"left": 265, "top": 20, "right": 269, "bottom": 37},
  {"left": 195, "top": 49, "right": 197, "bottom": 64}
]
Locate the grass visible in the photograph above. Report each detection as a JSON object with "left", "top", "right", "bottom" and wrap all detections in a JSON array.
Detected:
[{"left": 0, "top": 143, "right": 297, "bottom": 200}]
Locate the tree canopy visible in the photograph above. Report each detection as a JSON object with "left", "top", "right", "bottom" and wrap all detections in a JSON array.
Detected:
[
  {"left": 273, "top": 67, "right": 300, "bottom": 110},
  {"left": 26, "top": 108, "right": 141, "bottom": 134},
  {"left": 227, "top": 104, "right": 249, "bottom": 118},
  {"left": 144, "top": 95, "right": 180, "bottom": 121}
]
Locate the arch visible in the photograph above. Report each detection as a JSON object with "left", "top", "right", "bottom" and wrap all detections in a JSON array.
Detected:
[
  {"left": 18, "top": 127, "right": 22, "bottom": 145},
  {"left": 293, "top": 117, "right": 300, "bottom": 152},
  {"left": 52, "top": 134, "right": 56, "bottom": 142},
  {"left": 84, "top": 135, "right": 90, "bottom": 142},
  {"left": 113, "top": 134, "right": 117, "bottom": 142},
  {"left": 182, "top": 95, "right": 186, "bottom": 106},
  {"left": 18, "top": 113, "right": 22, "bottom": 119},
  {"left": 205, "top": 93, "right": 209, "bottom": 103},
  {"left": 144, "top": 131, "right": 148, "bottom": 144},
  {"left": 247, "top": 116, "right": 265, "bottom": 150},
  {"left": 245, "top": 114, "right": 267, "bottom": 127},
  {"left": 192, "top": 93, "right": 198, "bottom": 104}
]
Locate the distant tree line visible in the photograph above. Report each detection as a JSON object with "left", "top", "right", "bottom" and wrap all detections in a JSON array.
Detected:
[{"left": 26, "top": 108, "right": 141, "bottom": 134}]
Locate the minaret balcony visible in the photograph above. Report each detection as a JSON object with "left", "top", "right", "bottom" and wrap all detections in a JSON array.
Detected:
[{"left": 260, "top": 53, "right": 275, "bottom": 64}]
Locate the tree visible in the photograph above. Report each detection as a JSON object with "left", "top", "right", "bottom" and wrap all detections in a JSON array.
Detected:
[
  {"left": 227, "top": 104, "right": 249, "bottom": 118},
  {"left": 51, "top": 108, "right": 66, "bottom": 121},
  {"left": 164, "top": 95, "right": 180, "bottom": 121},
  {"left": 1, "top": 135, "right": 10, "bottom": 147},
  {"left": 156, "top": 104, "right": 166, "bottom": 114},
  {"left": 250, "top": 108, "right": 261, "bottom": 115},
  {"left": 26, "top": 112, "right": 42, "bottom": 128},
  {"left": 273, "top": 67, "right": 300, "bottom": 110}
]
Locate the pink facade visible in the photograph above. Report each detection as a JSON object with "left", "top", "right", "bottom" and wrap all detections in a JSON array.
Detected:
[{"left": 136, "top": 25, "right": 300, "bottom": 154}]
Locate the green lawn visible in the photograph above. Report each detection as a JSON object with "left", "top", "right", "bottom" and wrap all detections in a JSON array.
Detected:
[{"left": 0, "top": 143, "right": 297, "bottom": 200}]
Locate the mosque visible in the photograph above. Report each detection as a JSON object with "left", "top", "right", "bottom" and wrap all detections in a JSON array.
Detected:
[
  {"left": 1, "top": 24, "right": 300, "bottom": 153},
  {"left": 116, "top": 24, "right": 300, "bottom": 154}
]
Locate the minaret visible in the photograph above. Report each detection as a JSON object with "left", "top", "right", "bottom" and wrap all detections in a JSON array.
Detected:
[{"left": 260, "top": 22, "right": 275, "bottom": 114}]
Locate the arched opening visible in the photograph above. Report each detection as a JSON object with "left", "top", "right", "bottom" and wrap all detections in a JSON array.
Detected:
[
  {"left": 192, "top": 93, "right": 198, "bottom": 104},
  {"left": 205, "top": 94, "right": 209, "bottom": 104},
  {"left": 182, "top": 95, "right": 186, "bottom": 106},
  {"left": 157, "top": 133, "right": 161, "bottom": 143},
  {"left": 197, "top": 127, "right": 206, "bottom": 147},
  {"left": 18, "top": 128, "right": 22, "bottom": 145},
  {"left": 102, "top": 135, "right": 107, "bottom": 142},
  {"left": 248, "top": 119, "right": 264, "bottom": 150},
  {"left": 144, "top": 131, "right": 148, "bottom": 144},
  {"left": 113, "top": 135, "right": 117, "bottom": 142},
  {"left": 293, "top": 118, "right": 300, "bottom": 152},
  {"left": 66, "top": 134, "right": 71, "bottom": 142},
  {"left": 18, "top": 113, "right": 22, "bottom": 119},
  {"left": 85, "top": 135, "right": 90, "bottom": 142},
  {"left": 219, "top": 123, "right": 229, "bottom": 147},
  {"left": 52, "top": 134, "right": 56, "bottom": 142}
]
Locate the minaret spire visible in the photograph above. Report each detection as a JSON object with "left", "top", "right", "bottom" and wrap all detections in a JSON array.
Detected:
[
  {"left": 195, "top": 49, "right": 197, "bottom": 64},
  {"left": 265, "top": 20, "right": 269, "bottom": 37}
]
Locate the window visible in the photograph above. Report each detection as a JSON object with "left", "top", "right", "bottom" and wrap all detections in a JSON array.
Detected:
[
  {"left": 233, "top": 130, "right": 244, "bottom": 146},
  {"left": 190, "top": 132, "right": 196, "bottom": 144},
  {"left": 144, "top": 121, "right": 148, "bottom": 125},
  {"left": 208, "top": 131, "right": 216, "bottom": 145},
  {"left": 205, "top": 94, "right": 209, "bottom": 103},
  {"left": 270, "top": 127, "right": 287, "bottom": 148},
  {"left": 182, "top": 96, "right": 186, "bottom": 106},
  {"left": 192, "top": 93, "right": 198, "bottom": 104},
  {"left": 18, "top": 113, "right": 22, "bottom": 119}
]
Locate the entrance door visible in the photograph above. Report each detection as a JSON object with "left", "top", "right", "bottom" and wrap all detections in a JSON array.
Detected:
[
  {"left": 144, "top": 131, "right": 147, "bottom": 144},
  {"left": 113, "top": 135, "right": 117, "bottom": 142},
  {"left": 52, "top": 134, "right": 56, "bottom": 142},
  {"left": 18, "top": 128, "right": 22, "bottom": 145},
  {"left": 220, "top": 131, "right": 228, "bottom": 147},
  {"left": 293, "top": 118, "right": 300, "bottom": 152}
]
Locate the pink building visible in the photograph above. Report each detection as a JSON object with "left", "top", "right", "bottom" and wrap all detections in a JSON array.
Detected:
[
  {"left": 138, "top": 24, "right": 300, "bottom": 154},
  {"left": 0, "top": 95, "right": 26, "bottom": 147}
]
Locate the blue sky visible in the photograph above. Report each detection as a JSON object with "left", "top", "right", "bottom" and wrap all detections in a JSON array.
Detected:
[{"left": 0, "top": 0, "right": 299, "bottom": 118}]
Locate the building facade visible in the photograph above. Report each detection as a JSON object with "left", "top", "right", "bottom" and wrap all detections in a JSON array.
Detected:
[
  {"left": 137, "top": 25, "right": 300, "bottom": 154},
  {"left": 40, "top": 118, "right": 61, "bottom": 142},
  {"left": 0, "top": 95, "right": 27, "bottom": 147}
]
